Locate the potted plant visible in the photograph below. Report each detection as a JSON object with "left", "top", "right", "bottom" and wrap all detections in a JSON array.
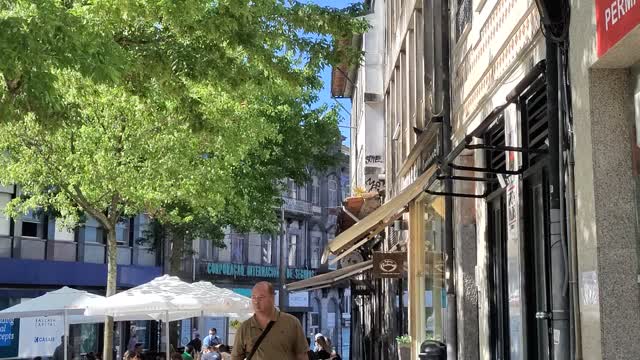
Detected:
[{"left": 396, "top": 335, "right": 411, "bottom": 360}]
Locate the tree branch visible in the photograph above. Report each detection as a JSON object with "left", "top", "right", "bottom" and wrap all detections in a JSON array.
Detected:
[{"left": 71, "top": 185, "right": 112, "bottom": 230}]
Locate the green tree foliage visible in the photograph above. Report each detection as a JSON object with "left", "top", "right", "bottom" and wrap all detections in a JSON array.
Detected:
[{"left": 0, "top": 1, "right": 366, "bottom": 359}]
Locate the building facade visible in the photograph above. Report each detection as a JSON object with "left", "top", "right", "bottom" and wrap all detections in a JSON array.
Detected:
[
  {"left": 313, "top": 0, "right": 640, "bottom": 360},
  {"left": 185, "top": 155, "right": 352, "bottom": 356},
  {"left": 568, "top": 1, "right": 640, "bottom": 359},
  {"left": 0, "top": 184, "right": 162, "bottom": 358}
]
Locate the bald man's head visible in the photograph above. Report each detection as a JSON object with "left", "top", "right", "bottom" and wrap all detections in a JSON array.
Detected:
[
  {"left": 254, "top": 281, "right": 275, "bottom": 295},
  {"left": 251, "top": 281, "right": 276, "bottom": 315}
]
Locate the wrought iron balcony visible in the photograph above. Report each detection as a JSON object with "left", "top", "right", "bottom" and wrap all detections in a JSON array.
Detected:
[{"left": 282, "top": 196, "right": 313, "bottom": 215}]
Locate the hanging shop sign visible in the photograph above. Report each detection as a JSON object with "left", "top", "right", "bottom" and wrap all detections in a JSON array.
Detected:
[
  {"left": 596, "top": 0, "right": 640, "bottom": 57},
  {"left": 202, "top": 262, "right": 315, "bottom": 281},
  {"left": 350, "top": 280, "right": 373, "bottom": 296},
  {"left": 372, "top": 252, "right": 406, "bottom": 278}
]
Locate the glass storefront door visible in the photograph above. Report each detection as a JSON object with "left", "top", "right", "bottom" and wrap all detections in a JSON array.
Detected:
[
  {"left": 416, "top": 194, "right": 446, "bottom": 344},
  {"left": 487, "top": 189, "right": 510, "bottom": 360}
]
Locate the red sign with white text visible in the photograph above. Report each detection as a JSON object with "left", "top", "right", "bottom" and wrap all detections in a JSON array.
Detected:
[{"left": 596, "top": 0, "right": 640, "bottom": 57}]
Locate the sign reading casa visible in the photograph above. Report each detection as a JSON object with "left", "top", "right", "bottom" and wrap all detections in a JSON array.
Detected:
[
  {"left": 204, "top": 262, "right": 315, "bottom": 280},
  {"left": 596, "top": 0, "right": 640, "bottom": 56}
]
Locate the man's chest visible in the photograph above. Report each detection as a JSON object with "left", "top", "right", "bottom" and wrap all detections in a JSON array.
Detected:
[{"left": 242, "top": 323, "right": 296, "bottom": 356}]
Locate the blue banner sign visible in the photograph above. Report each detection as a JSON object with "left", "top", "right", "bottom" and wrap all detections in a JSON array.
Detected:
[
  {"left": 0, "top": 318, "right": 19, "bottom": 358},
  {"left": 204, "top": 262, "right": 315, "bottom": 280}
]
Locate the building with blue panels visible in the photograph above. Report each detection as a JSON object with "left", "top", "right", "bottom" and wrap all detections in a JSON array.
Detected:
[{"left": 0, "top": 184, "right": 162, "bottom": 358}]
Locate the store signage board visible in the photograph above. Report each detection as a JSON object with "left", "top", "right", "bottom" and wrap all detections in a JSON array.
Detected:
[
  {"left": 596, "top": 0, "right": 640, "bottom": 57},
  {"left": 204, "top": 262, "right": 315, "bottom": 280},
  {"left": 351, "top": 280, "right": 373, "bottom": 296},
  {"left": 372, "top": 252, "right": 406, "bottom": 278}
]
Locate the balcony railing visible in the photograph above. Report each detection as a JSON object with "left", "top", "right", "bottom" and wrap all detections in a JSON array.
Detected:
[{"left": 282, "top": 197, "right": 313, "bottom": 215}]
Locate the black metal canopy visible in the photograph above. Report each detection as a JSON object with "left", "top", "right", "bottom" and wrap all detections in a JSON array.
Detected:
[{"left": 425, "top": 60, "right": 548, "bottom": 199}]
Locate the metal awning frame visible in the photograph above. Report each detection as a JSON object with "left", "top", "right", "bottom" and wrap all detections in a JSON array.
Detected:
[
  {"left": 424, "top": 60, "right": 549, "bottom": 199},
  {"left": 328, "top": 207, "right": 407, "bottom": 265},
  {"left": 286, "top": 260, "right": 374, "bottom": 292}
]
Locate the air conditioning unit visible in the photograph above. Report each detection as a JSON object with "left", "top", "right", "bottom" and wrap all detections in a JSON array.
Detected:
[{"left": 364, "top": 92, "right": 382, "bottom": 103}]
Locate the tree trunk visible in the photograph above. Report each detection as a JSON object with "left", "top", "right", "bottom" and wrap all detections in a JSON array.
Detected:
[
  {"left": 168, "top": 232, "right": 184, "bottom": 276},
  {"left": 103, "top": 228, "right": 118, "bottom": 360}
]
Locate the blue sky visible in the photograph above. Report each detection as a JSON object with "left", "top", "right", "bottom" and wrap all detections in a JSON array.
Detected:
[{"left": 307, "top": 0, "right": 358, "bottom": 148}]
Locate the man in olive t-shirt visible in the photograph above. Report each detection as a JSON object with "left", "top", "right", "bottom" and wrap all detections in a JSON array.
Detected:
[{"left": 231, "top": 282, "right": 308, "bottom": 360}]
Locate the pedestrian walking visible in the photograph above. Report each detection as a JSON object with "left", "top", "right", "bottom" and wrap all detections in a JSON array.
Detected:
[
  {"left": 188, "top": 333, "right": 202, "bottom": 358},
  {"left": 314, "top": 336, "right": 331, "bottom": 359},
  {"left": 231, "top": 281, "right": 309, "bottom": 360},
  {"left": 182, "top": 345, "right": 195, "bottom": 360},
  {"left": 128, "top": 326, "right": 139, "bottom": 352}
]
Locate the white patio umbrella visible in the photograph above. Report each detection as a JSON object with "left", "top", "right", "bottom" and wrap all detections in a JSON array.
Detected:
[
  {"left": 161, "top": 281, "right": 254, "bottom": 322},
  {"left": 0, "top": 287, "right": 107, "bottom": 360},
  {"left": 86, "top": 275, "right": 215, "bottom": 360},
  {"left": 191, "top": 281, "right": 252, "bottom": 318}
]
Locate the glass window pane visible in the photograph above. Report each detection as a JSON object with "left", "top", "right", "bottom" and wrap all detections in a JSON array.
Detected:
[
  {"left": 21, "top": 222, "right": 39, "bottom": 237},
  {"left": 231, "top": 234, "right": 245, "bottom": 263},
  {"left": 248, "top": 233, "right": 262, "bottom": 264},
  {"left": 423, "top": 196, "right": 445, "bottom": 342}
]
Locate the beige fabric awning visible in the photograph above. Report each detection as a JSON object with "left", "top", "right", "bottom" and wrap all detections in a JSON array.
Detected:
[
  {"left": 286, "top": 260, "right": 373, "bottom": 292},
  {"left": 321, "top": 165, "right": 438, "bottom": 265}
]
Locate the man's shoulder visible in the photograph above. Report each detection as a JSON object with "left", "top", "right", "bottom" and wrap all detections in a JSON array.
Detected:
[{"left": 279, "top": 311, "right": 301, "bottom": 325}]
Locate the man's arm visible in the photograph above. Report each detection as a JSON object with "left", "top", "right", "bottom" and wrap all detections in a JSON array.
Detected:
[
  {"left": 230, "top": 327, "right": 246, "bottom": 360},
  {"left": 293, "top": 318, "right": 310, "bottom": 360}
]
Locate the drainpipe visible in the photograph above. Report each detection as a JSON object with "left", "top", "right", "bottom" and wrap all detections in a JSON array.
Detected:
[
  {"left": 440, "top": 0, "right": 457, "bottom": 357},
  {"left": 561, "top": 44, "right": 583, "bottom": 359},
  {"left": 425, "top": 0, "right": 457, "bottom": 358},
  {"left": 546, "top": 39, "right": 570, "bottom": 360}
]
